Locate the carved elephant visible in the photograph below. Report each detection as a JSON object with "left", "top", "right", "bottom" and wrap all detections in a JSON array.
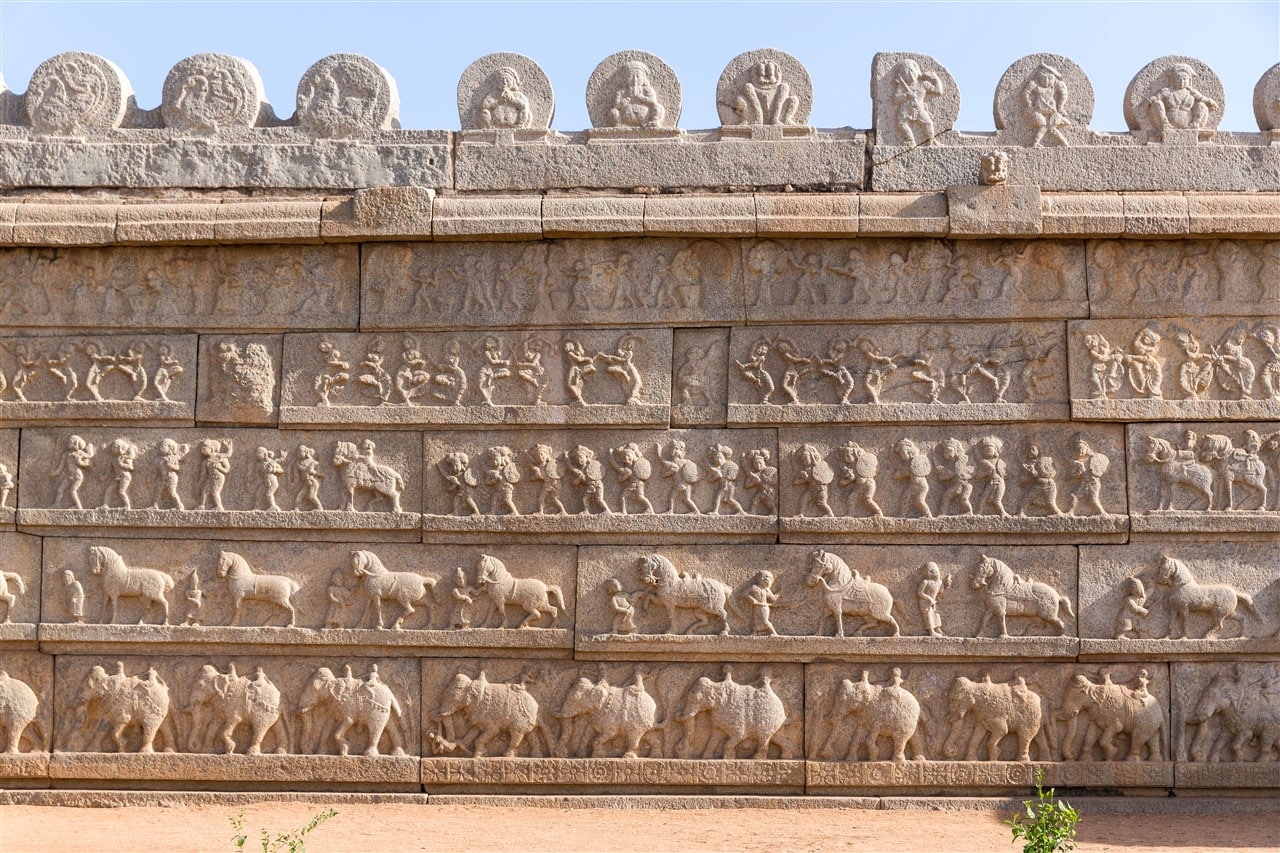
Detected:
[
  {"left": 943, "top": 676, "right": 1045, "bottom": 763},
  {"left": 1188, "top": 669, "right": 1280, "bottom": 763},
  {"left": 819, "top": 671, "right": 926, "bottom": 763},
  {"left": 431, "top": 671, "right": 542, "bottom": 758},
  {"left": 1059, "top": 673, "right": 1163, "bottom": 762},
  {"left": 0, "top": 670, "right": 43, "bottom": 753},
  {"left": 554, "top": 673, "right": 657, "bottom": 759},
  {"left": 185, "top": 664, "right": 289, "bottom": 756},
  {"left": 674, "top": 671, "right": 790, "bottom": 760},
  {"left": 297, "top": 666, "right": 406, "bottom": 757},
  {"left": 76, "top": 663, "right": 174, "bottom": 754}
]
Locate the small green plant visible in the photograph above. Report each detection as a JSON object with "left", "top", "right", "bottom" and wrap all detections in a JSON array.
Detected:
[
  {"left": 1005, "top": 770, "right": 1080, "bottom": 853},
  {"left": 231, "top": 807, "right": 338, "bottom": 853}
]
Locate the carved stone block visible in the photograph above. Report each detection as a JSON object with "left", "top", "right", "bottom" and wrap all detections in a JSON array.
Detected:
[
  {"left": 1079, "top": 542, "right": 1280, "bottom": 659},
  {"left": 0, "top": 651, "right": 53, "bottom": 784},
  {"left": 1070, "top": 318, "right": 1280, "bottom": 420},
  {"left": 0, "top": 334, "right": 195, "bottom": 425},
  {"left": 18, "top": 428, "right": 422, "bottom": 540},
  {"left": 1172, "top": 662, "right": 1280, "bottom": 787},
  {"left": 744, "top": 239, "right": 1087, "bottom": 324},
  {"left": 0, "top": 534, "right": 41, "bottom": 647},
  {"left": 728, "top": 322, "right": 1067, "bottom": 424},
  {"left": 671, "top": 328, "right": 728, "bottom": 427},
  {"left": 0, "top": 245, "right": 358, "bottom": 331},
  {"left": 420, "top": 658, "right": 803, "bottom": 792},
  {"left": 806, "top": 662, "right": 1173, "bottom": 792},
  {"left": 39, "top": 538, "right": 574, "bottom": 657},
  {"left": 1126, "top": 421, "right": 1280, "bottom": 535},
  {"left": 197, "top": 336, "right": 281, "bottom": 425},
  {"left": 778, "top": 425, "right": 1128, "bottom": 543},
  {"left": 280, "top": 329, "right": 672, "bottom": 427},
  {"left": 422, "top": 428, "right": 777, "bottom": 543},
  {"left": 51, "top": 654, "right": 419, "bottom": 789},
  {"left": 361, "top": 238, "right": 744, "bottom": 330},
  {"left": 0, "top": 429, "right": 19, "bottom": 528},
  {"left": 1088, "top": 239, "right": 1280, "bottom": 319},
  {"left": 576, "top": 544, "right": 1078, "bottom": 661}
]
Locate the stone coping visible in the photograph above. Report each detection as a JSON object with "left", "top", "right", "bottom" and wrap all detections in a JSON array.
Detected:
[{"left": 2, "top": 189, "right": 1279, "bottom": 246}]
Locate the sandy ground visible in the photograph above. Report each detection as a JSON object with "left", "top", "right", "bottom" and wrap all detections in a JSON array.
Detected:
[{"left": 1, "top": 802, "right": 1278, "bottom": 852}]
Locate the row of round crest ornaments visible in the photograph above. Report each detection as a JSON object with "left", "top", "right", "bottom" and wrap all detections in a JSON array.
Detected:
[{"left": 12, "top": 48, "right": 1280, "bottom": 139}]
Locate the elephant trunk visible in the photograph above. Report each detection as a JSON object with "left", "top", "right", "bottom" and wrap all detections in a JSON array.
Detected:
[{"left": 1060, "top": 713, "right": 1080, "bottom": 760}]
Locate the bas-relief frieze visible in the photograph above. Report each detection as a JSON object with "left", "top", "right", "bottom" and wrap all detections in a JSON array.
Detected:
[
  {"left": 38, "top": 539, "right": 574, "bottom": 657},
  {"left": 1127, "top": 421, "right": 1280, "bottom": 535},
  {"left": 0, "top": 246, "right": 358, "bottom": 331},
  {"left": 575, "top": 545, "right": 1079, "bottom": 661},
  {"left": 280, "top": 329, "right": 672, "bottom": 427},
  {"left": 1088, "top": 240, "right": 1280, "bottom": 319},
  {"left": 422, "top": 428, "right": 777, "bottom": 542},
  {"left": 0, "top": 335, "right": 195, "bottom": 425},
  {"left": 0, "top": 651, "right": 53, "bottom": 781},
  {"left": 729, "top": 322, "right": 1067, "bottom": 425},
  {"left": 421, "top": 658, "right": 804, "bottom": 790},
  {"left": 777, "top": 425, "right": 1128, "bottom": 543},
  {"left": 1172, "top": 662, "right": 1280, "bottom": 786},
  {"left": 1079, "top": 542, "right": 1280, "bottom": 659},
  {"left": 805, "top": 661, "right": 1173, "bottom": 790},
  {"left": 1070, "top": 318, "right": 1280, "bottom": 420},
  {"left": 17, "top": 428, "right": 422, "bottom": 540},
  {"left": 0, "top": 429, "right": 17, "bottom": 528}
]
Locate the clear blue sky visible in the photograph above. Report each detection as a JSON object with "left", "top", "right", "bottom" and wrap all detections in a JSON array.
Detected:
[{"left": 1, "top": 1, "right": 1277, "bottom": 132}]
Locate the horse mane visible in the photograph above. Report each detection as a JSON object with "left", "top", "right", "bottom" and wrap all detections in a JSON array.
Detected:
[
  {"left": 477, "top": 554, "right": 508, "bottom": 581},
  {"left": 1146, "top": 436, "right": 1175, "bottom": 457},
  {"left": 1161, "top": 557, "right": 1191, "bottom": 585},
  {"left": 353, "top": 550, "right": 385, "bottom": 575},
  {"left": 644, "top": 554, "right": 676, "bottom": 577}
]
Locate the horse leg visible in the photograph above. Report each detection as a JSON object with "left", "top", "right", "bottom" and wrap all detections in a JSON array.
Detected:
[
  {"left": 284, "top": 599, "right": 296, "bottom": 628},
  {"left": 395, "top": 596, "right": 414, "bottom": 630},
  {"left": 518, "top": 602, "right": 538, "bottom": 629},
  {"left": 997, "top": 604, "right": 1010, "bottom": 640},
  {"left": 230, "top": 596, "right": 242, "bottom": 627}
]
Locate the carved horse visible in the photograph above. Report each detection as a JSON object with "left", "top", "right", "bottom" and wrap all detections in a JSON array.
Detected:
[
  {"left": 332, "top": 442, "right": 404, "bottom": 513},
  {"left": 1144, "top": 436, "right": 1213, "bottom": 511},
  {"left": 1155, "top": 556, "right": 1257, "bottom": 639},
  {"left": 0, "top": 570, "right": 25, "bottom": 623},
  {"left": 1058, "top": 673, "right": 1164, "bottom": 762},
  {"left": 972, "top": 555, "right": 1073, "bottom": 639},
  {"left": 636, "top": 554, "right": 737, "bottom": 636},
  {"left": 475, "top": 554, "right": 564, "bottom": 629},
  {"left": 216, "top": 551, "right": 300, "bottom": 627},
  {"left": 351, "top": 549, "right": 437, "bottom": 630},
  {"left": 89, "top": 545, "right": 174, "bottom": 625},
  {"left": 805, "top": 549, "right": 900, "bottom": 637}
]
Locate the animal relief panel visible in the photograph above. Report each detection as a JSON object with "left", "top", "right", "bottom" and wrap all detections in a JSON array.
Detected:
[
  {"left": 575, "top": 544, "right": 1078, "bottom": 661},
  {"left": 362, "top": 239, "right": 744, "bottom": 330},
  {"left": 0, "top": 334, "right": 195, "bottom": 425},
  {"left": 280, "top": 329, "right": 672, "bottom": 427},
  {"left": 0, "top": 534, "right": 43, "bottom": 646},
  {"left": 0, "top": 651, "right": 52, "bottom": 784},
  {"left": 728, "top": 322, "right": 1067, "bottom": 424},
  {"left": 1070, "top": 319, "right": 1280, "bottom": 420},
  {"left": 1078, "top": 542, "right": 1280, "bottom": 658},
  {"left": 806, "top": 662, "right": 1172, "bottom": 792},
  {"left": 1173, "top": 662, "right": 1280, "bottom": 788},
  {"left": 19, "top": 428, "right": 422, "bottom": 540},
  {"left": 778, "top": 425, "right": 1128, "bottom": 543},
  {"left": 743, "top": 239, "right": 1087, "bottom": 324},
  {"left": 0, "top": 429, "right": 17, "bottom": 528},
  {"left": 51, "top": 654, "right": 420, "bottom": 790},
  {"left": 1128, "top": 422, "right": 1280, "bottom": 535},
  {"left": 39, "top": 539, "right": 574, "bottom": 657},
  {"left": 421, "top": 659, "right": 804, "bottom": 793},
  {"left": 423, "top": 428, "right": 777, "bottom": 542}
]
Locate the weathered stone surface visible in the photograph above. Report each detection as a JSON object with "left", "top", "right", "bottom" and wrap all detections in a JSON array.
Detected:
[
  {"left": 39, "top": 538, "right": 573, "bottom": 656},
  {"left": 1088, "top": 239, "right": 1280, "bottom": 319},
  {"left": 320, "top": 186, "right": 434, "bottom": 240},
  {"left": 0, "top": 651, "right": 53, "bottom": 780},
  {"left": 280, "top": 329, "right": 671, "bottom": 427},
  {"left": 542, "top": 196, "right": 645, "bottom": 238},
  {"left": 1123, "top": 193, "right": 1189, "bottom": 236},
  {"left": 24, "top": 52, "right": 131, "bottom": 135},
  {"left": 295, "top": 54, "right": 399, "bottom": 138},
  {"left": 18, "top": 427, "right": 422, "bottom": 540},
  {"left": 576, "top": 544, "right": 1078, "bottom": 661},
  {"left": 744, "top": 239, "right": 1087, "bottom": 324},
  {"left": 1187, "top": 194, "right": 1280, "bottom": 236},
  {"left": 717, "top": 49, "right": 811, "bottom": 130},
  {"left": 197, "top": 336, "right": 281, "bottom": 425},
  {"left": 754, "top": 194, "right": 857, "bottom": 237},
  {"left": 214, "top": 200, "right": 323, "bottom": 243},
  {"left": 1124, "top": 56, "right": 1224, "bottom": 139},
  {"left": 1172, "top": 662, "right": 1280, "bottom": 780},
  {"left": 1253, "top": 62, "right": 1280, "bottom": 131},
  {"left": 1079, "top": 542, "right": 1279, "bottom": 660},
  {"left": 586, "top": 51, "right": 680, "bottom": 131},
  {"left": 1069, "top": 319, "right": 1280, "bottom": 420},
  {"left": 0, "top": 245, "right": 358, "bottom": 331},
  {"left": 644, "top": 195, "right": 755, "bottom": 236},
  {"left": 946, "top": 184, "right": 1043, "bottom": 237},
  {"left": 993, "top": 54, "right": 1093, "bottom": 147},
  {"left": 0, "top": 334, "right": 195, "bottom": 426},
  {"left": 728, "top": 322, "right": 1067, "bottom": 424},
  {"left": 457, "top": 53, "right": 553, "bottom": 131},
  {"left": 671, "top": 328, "right": 728, "bottom": 427},
  {"left": 115, "top": 202, "right": 220, "bottom": 244},
  {"left": 857, "top": 193, "right": 948, "bottom": 236},
  {"left": 806, "top": 661, "right": 1172, "bottom": 791},
  {"left": 422, "top": 428, "right": 776, "bottom": 543},
  {"left": 778, "top": 424, "right": 1128, "bottom": 543},
  {"left": 361, "top": 238, "right": 745, "bottom": 330},
  {"left": 161, "top": 54, "right": 266, "bottom": 133},
  {"left": 1126, "top": 421, "right": 1280, "bottom": 536},
  {"left": 13, "top": 202, "right": 115, "bottom": 245},
  {"left": 0, "top": 429, "right": 17, "bottom": 528},
  {"left": 1040, "top": 193, "right": 1124, "bottom": 235},
  {"left": 872, "top": 53, "right": 959, "bottom": 146},
  {"left": 432, "top": 196, "right": 542, "bottom": 240},
  {"left": 421, "top": 658, "right": 803, "bottom": 791},
  {"left": 0, "top": 533, "right": 43, "bottom": 645}
]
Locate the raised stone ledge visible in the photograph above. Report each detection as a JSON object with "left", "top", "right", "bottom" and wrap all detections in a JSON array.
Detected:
[{"left": 7, "top": 190, "right": 1280, "bottom": 245}]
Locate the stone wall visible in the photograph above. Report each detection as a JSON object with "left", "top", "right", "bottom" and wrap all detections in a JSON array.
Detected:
[{"left": 0, "top": 47, "right": 1277, "bottom": 797}]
